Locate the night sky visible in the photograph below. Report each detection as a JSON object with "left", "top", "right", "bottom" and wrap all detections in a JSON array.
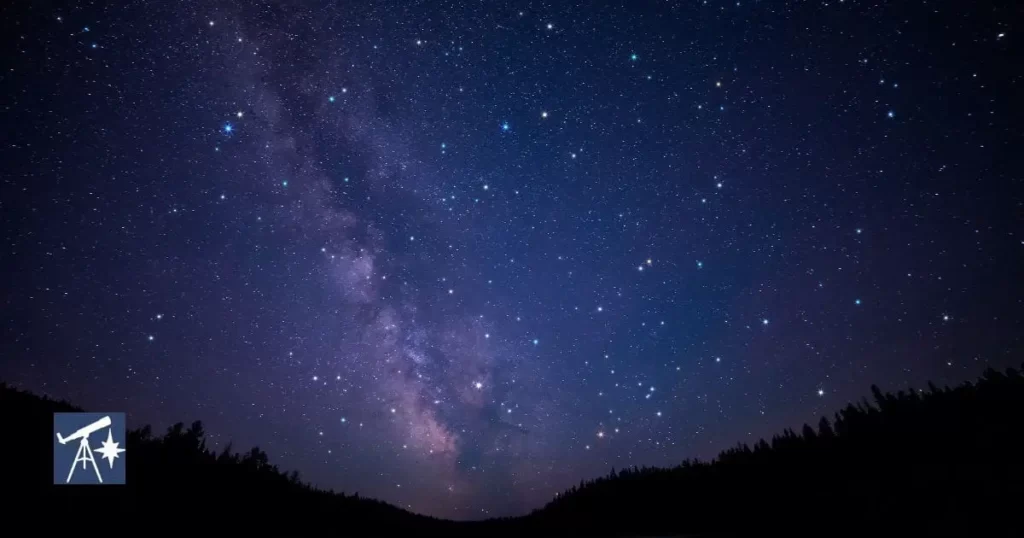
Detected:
[{"left": 2, "top": 0, "right": 1022, "bottom": 520}]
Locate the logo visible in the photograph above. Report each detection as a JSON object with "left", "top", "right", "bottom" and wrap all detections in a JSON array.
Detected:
[{"left": 53, "top": 412, "right": 127, "bottom": 485}]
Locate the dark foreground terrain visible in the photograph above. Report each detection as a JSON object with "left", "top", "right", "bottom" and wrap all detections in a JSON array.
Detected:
[{"left": 3, "top": 365, "right": 1022, "bottom": 536}]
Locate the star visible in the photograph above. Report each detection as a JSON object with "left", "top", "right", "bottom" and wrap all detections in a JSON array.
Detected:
[{"left": 94, "top": 429, "right": 126, "bottom": 469}]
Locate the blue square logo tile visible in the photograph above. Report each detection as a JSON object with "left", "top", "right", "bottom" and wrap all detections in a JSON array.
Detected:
[{"left": 53, "top": 412, "right": 127, "bottom": 485}]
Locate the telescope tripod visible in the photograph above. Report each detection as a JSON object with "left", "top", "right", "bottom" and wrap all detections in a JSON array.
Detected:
[{"left": 67, "top": 436, "right": 103, "bottom": 483}]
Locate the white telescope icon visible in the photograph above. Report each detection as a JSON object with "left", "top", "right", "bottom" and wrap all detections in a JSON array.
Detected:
[
  {"left": 56, "top": 415, "right": 111, "bottom": 445},
  {"left": 56, "top": 415, "right": 112, "bottom": 483}
]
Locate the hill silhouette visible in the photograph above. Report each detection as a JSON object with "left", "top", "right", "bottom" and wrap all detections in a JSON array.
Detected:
[
  {"left": 0, "top": 383, "right": 461, "bottom": 534},
  {"left": 3, "top": 365, "right": 1022, "bottom": 536},
  {"left": 514, "top": 365, "right": 1024, "bottom": 536}
]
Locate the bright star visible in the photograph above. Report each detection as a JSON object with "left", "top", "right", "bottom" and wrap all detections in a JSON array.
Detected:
[
  {"left": 329, "top": 96, "right": 335, "bottom": 102},
  {"left": 501, "top": 122, "right": 510, "bottom": 131},
  {"left": 94, "top": 429, "right": 126, "bottom": 469},
  {"left": 474, "top": 381, "right": 483, "bottom": 389},
  {"left": 236, "top": 111, "right": 243, "bottom": 118},
  {"left": 541, "top": 111, "right": 548, "bottom": 118},
  {"left": 630, "top": 53, "right": 638, "bottom": 61},
  {"left": 532, "top": 339, "right": 539, "bottom": 345},
  {"left": 223, "top": 123, "right": 233, "bottom": 133},
  {"left": 855, "top": 299, "right": 862, "bottom": 305}
]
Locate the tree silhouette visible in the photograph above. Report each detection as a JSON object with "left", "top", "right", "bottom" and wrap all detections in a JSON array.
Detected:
[
  {"left": 2, "top": 364, "right": 1022, "bottom": 536},
  {"left": 519, "top": 364, "right": 1024, "bottom": 536}
]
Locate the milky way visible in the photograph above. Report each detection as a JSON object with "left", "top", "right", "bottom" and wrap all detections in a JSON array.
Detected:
[{"left": 2, "top": 0, "right": 1021, "bottom": 520}]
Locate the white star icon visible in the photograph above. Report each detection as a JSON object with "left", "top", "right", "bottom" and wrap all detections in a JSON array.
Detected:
[{"left": 94, "top": 429, "right": 126, "bottom": 469}]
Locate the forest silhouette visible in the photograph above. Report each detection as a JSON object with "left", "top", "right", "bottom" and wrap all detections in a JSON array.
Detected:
[{"left": 3, "top": 365, "right": 1022, "bottom": 536}]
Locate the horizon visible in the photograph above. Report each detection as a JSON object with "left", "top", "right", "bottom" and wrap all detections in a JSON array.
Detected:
[
  {"left": 7, "top": 367, "right": 1011, "bottom": 523},
  {"left": 1, "top": 0, "right": 1020, "bottom": 520}
]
